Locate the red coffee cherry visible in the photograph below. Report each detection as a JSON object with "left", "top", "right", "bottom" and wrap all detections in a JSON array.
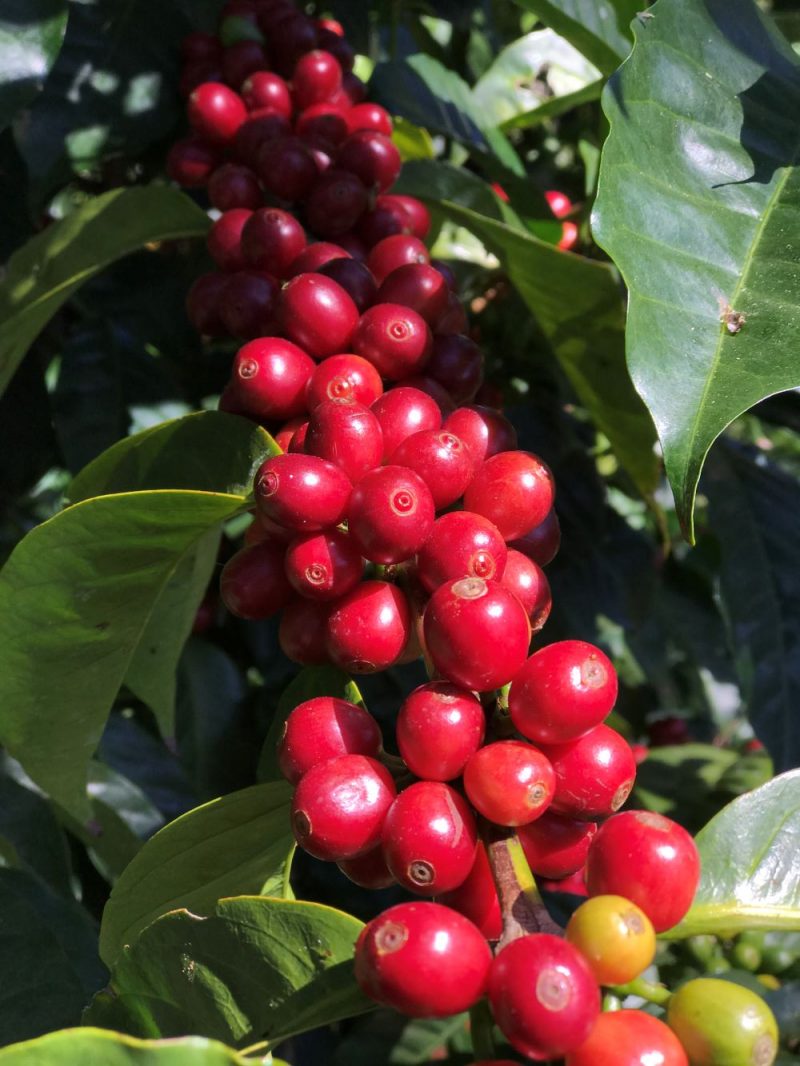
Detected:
[
  {"left": 434, "top": 290, "right": 469, "bottom": 334},
  {"left": 358, "top": 193, "right": 431, "bottom": 245},
  {"left": 186, "top": 272, "right": 228, "bottom": 336},
  {"left": 464, "top": 740, "right": 555, "bottom": 826},
  {"left": 278, "top": 695, "right": 382, "bottom": 784},
  {"left": 425, "top": 334, "right": 485, "bottom": 404},
  {"left": 306, "top": 354, "right": 383, "bottom": 411},
  {"left": 207, "top": 208, "right": 252, "bottom": 272},
  {"left": 292, "top": 50, "right": 343, "bottom": 110},
  {"left": 166, "top": 136, "right": 220, "bottom": 186},
  {"left": 278, "top": 596, "right": 330, "bottom": 665},
  {"left": 354, "top": 902, "right": 492, "bottom": 1018},
  {"left": 371, "top": 386, "right": 442, "bottom": 459},
  {"left": 540, "top": 723, "right": 637, "bottom": 821},
  {"left": 241, "top": 70, "right": 292, "bottom": 116},
  {"left": 241, "top": 207, "right": 306, "bottom": 278},
  {"left": 396, "top": 681, "right": 484, "bottom": 781},
  {"left": 267, "top": 12, "right": 318, "bottom": 76},
  {"left": 390, "top": 430, "right": 474, "bottom": 509},
  {"left": 284, "top": 528, "right": 364, "bottom": 601},
  {"left": 500, "top": 550, "right": 551, "bottom": 631},
  {"left": 288, "top": 242, "right": 349, "bottom": 277},
  {"left": 517, "top": 811, "right": 597, "bottom": 879},
  {"left": 338, "top": 845, "right": 395, "bottom": 889},
  {"left": 438, "top": 841, "right": 502, "bottom": 941},
  {"left": 416, "top": 512, "right": 508, "bottom": 594},
  {"left": 316, "top": 29, "right": 354, "bottom": 73},
  {"left": 219, "top": 541, "right": 293, "bottom": 620},
  {"left": 464, "top": 450, "right": 556, "bottom": 541},
  {"left": 488, "top": 934, "right": 600, "bottom": 1060},
  {"left": 347, "top": 465, "right": 435, "bottom": 564},
  {"left": 188, "top": 81, "right": 248, "bottom": 144},
  {"left": 278, "top": 273, "right": 360, "bottom": 359},
  {"left": 288, "top": 421, "right": 309, "bottom": 452},
  {"left": 305, "top": 169, "right": 369, "bottom": 238},
  {"left": 295, "top": 102, "right": 350, "bottom": 146},
  {"left": 180, "top": 59, "right": 224, "bottom": 99},
  {"left": 339, "top": 70, "right": 367, "bottom": 105},
  {"left": 234, "top": 109, "right": 291, "bottom": 166},
  {"left": 382, "top": 781, "right": 478, "bottom": 894},
  {"left": 325, "top": 580, "right": 411, "bottom": 673},
  {"left": 423, "top": 577, "right": 530, "bottom": 691},
  {"left": 304, "top": 399, "right": 383, "bottom": 483},
  {"left": 352, "top": 303, "right": 432, "bottom": 380},
  {"left": 509, "top": 508, "right": 561, "bottom": 567},
  {"left": 565, "top": 1009, "right": 689, "bottom": 1066},
  {"left": 292, "top": 754, "right": 396, "bottom": 861},
  {"left": 510, "top": 640, "right": 618, "bottom": 745},
  {"left": 367, "top": 234, "right": 430, "bottom": 284},
  {"left": 219, "top": 270, "right": 280, "bottom": 340},
  {"left": 255, "top": 453, "right": 352, "bottom": 532},
  {"left": 337, "top": 130, "right": 402, "bottom": 192},
  {"left": 221, "top": 40, "right": 268, "bottom": 89},
  {"left": 208, "top": 162, "right": 262, "bottom": 211},
  {"left": 229, "top": 337, "right": 314, "bottom": 421},
  {"left": 586, "top": 810, "right": 701, "bottom": 933},
  {"left": 318, "top": 257, "right": 377, "bottom": 312},
  {"left": 347, "top": 101, "right": 393, "bottom": 136},
  {"left": 257, "top": 136, "right": 318, "bottom": 201},
  {"left": 376, "top": 263, "right": 449, "bottom": 325},
  {"left": 443, "top": 405, "right": 518, "bottom": 470}
]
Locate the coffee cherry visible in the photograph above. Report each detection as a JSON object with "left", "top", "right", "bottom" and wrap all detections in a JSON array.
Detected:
[
  {"left": 358, "top": 193, "right": 431, "bottom": 245},
  {"left": 566, "top": 1011, "right": 689, "bottom": 1066},
  {"left": 278, "top": 273, "right": 360, "bottom": 358},
  {"left": 307, "top": 355, "right": 383, "bottom": 411},
  {"left": 318, "top": 257, "right": 377, "bottom": 312},
  {"left": 464, "top": 740, "right": 555, "bottom": 826},
  {"left": 292, "top": 753, "right": 396, "bottom": 861},
  {"left": 306, "top": 169, "right": 369, "bottom": 238},
  {"left": 186, "top": 272, "right": 229, "bottom": 336},
  {"left": 509, "top": 507, "right": 561, "bottom": 567},
  {"left": 389, "top": 429, "right": 474, "bottom": 509},
  {"left": 180, "top": 59, "right": 224, "bottom": 99},
  {"left": 376, "top": 264, "right": 449, "bottom": 325},
  {"left": 371, "top": 386, "right": 442, "bottom": 458},
  {"left": 667, "top": 978, "right": 778, "bottom": 1066},
  {"left": 464, "top": 450, "right": 555, "bottom": 541},
  {"left": 288, "top": 421, "right": 309, "bottom": 452},
  {"left": 438, "top": 841, "right": 501, "bottom": 940},
  {"left": 367, "top": 234, "right": 430, "bottom": 284},
  {"left": 221, "top": 40, "right": 268, "bottom": 89},
  {"left": 337, "top": 130, "right": 402, "bottom": 192},
  {"left": 585, "top": 810, "right": 701, "bottom": 933},
  {"left": 396, "top": 681, "right": 484, "bottom": 781},
  {"left": 509, "top": 640, "right": 618, "bottom": 745},
  {"left": 284, "top": 528, "right": 364, "bottom": 601},
  {"left": 416, "top": 511, "right": 508, "bottom": 593},
  {"left": 234, "top": 107, "right": 291, "bottom": 166},
  {"left": 241, "top": 70, "right": 292, "bottom": 115},
  {"left": 278, "top": 596, "right": 330, "bottom": 664},
  {"left": 288, "top": 243, "right": 349, "bottom": 277},
  {"left": 433, "top": 290, "right": 469, "bottom": 334},
  {"left": 292, "top": 50, "right": 343, "bottom": 110},
  {"left": 354, "top": 902, "right": 492, "bottom": 1017},
  {"left": 258, "top": 136, "right": 318, "bottom": 201},
  {"left": 268, "top": 12, "right": 317, "bottom": 76},
  {"left": 219, "top": 541, "right": 293, "bottom": 619},
  {"left": 219, "top": 270, "right": 280, "bottom": 340},
  {"left": 188, "top": 81, "right": 248, "bottom": 143},
  {"left": 338, "top": 845, "right": 395, "bottom": 889},
  {"left": 208, "top": 162, "right": 263, "bottom": 211},
  {"left": 382, "top": 781, "right": 478, "bottom": 894},
  {"left": 305, "top": 399, "right": 383, "bottom": 483},
  {"left": 326, "top": 580, "right": 411, "bottom": 673},
  {"left": 207, "top": 208, "right": 252, "bottom": 272},
  {"left": 241, "top": 207, "right": 306, "bottom": 278},
  {"left": 347, "top": 465, "right": 435, "bottom": 564},
  {"left": 540, "top": 723, "right": 637, "bottom": 821},
  {"left": 278, "top": 695, "right": 381, "bottom": 784},
  {"left": 489, "top": 934, "right": 600, "bottom": 1060},
  {"left": 295, "top": 102, "right": 349, "bottom": 146},
  {"left": 347, "top": 101, "right": 393, "bottom": 136},
  {"left": 566, "top": 895, "right": 656, "bottom": 986},
  {"left": 540, "top": 868, "right": 589, "bottom": 897},
  {"left": 500, "top": 550, "right": 551, "bottom": 631},
  {"left": 166, "top": 136, "right": 220, "bottom": 186},
  {"left": 229, "top": 337, "right": 314, "bottom": 421},
  {"left": 443, "top": 405, "right": 518, "bottom": 470},
  {"left": 517, "top": 811, "right": 597, "bottom": 879},
  {"left": 352, "top": 303, "right": 432, "bottom": 380},
  {"left": 424, "top": 577, "right": 530, "bottom": 691},
  {"left": 255, "top": 453, "right": 352, "bottom": 532},
  {"left": 317, "top": 29, "right": 354, "bottom": 74},
  {"left": 425, "top": 333, "right": 484, "bottom": 404}
]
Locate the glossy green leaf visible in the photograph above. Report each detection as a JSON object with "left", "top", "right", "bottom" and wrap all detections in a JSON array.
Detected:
[
  {"left": 513, "top": 0, "right": 639, "bottom": 74},
  {"left": 99, "top": 781, "right": 293, "bottom": 966},
  {"left": 88, "top": 897, "right": 370, "bottom": 1047},
  {"left": 0, "top": 1029, "right": 260, "bottom": 1065},
  {"left": 397, "top": 161, "right": 659, "bottom": 497},
  {"left": 0, "top": 0, "right": 67, "bottom": 130},
  {"left": 0, "top": 491, "right": 246, "bottom": 821},
  {"left": 673, "top": 769, "right": 800, "bottom": 937},
  {"left": 0, "top": 186, "right": 210, "bottom": 398},
  {"left": 592, "top": 0, "right": 800, "bottom": 539},
  {"left": 632, "top": 743, "right": 738, "bottom": 833}
]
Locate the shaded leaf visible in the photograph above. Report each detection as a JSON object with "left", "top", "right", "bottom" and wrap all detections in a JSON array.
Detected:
[
  {"left": 632, "top": 744, "right": 739, "bottom": 833},
  {"left": 592, "top": 0, "right": 800, "bottom": 539},
  {"left": 0, "top": 0, "right": 67, "bottom": 131},
  {"left": 0, "top": 758, "right": 73, "bottom": 893},
  {"left": 99, "top": 781, "right": 293, "bottom": 966},
  {"left": 0, "top": 1029, "right": 260, "bottom": 1065},
  {"left": 513, "top": 0, "right": 639, "bottom": 74},
  {"left": 333, "top": 1012, "right": 469, "bottom": 1065}
]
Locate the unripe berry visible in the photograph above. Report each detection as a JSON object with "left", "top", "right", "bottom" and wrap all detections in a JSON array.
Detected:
[
  {"left": 566, "top": 894, "right": 656, "bottom": 985},
  {"left": 416, "top": 511, "right": 508, "bottom": 594},
  {"left": 346, "top": 465, "right": 436, "bottom": 564},
  {"left": 325, "top": 580, "right": 412, "bottom": 673},
  {"left": 278, "top": 695, "right": 382, "bottom": 784},
  {"left": 396, "top": 682, "right": 484, "bottom": 781},
  {"left": 464, "top": 450, "right": 555, "bottom": 541},
  {"left": 667, "top": 978, "right": 777, "bottom": 1066}
]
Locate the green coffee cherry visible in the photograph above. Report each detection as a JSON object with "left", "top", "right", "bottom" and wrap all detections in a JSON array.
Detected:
[
  {"left": 732, "top": 941, "right": 762, "bottom": 973},
  {"left": 667, "top": 977, "right": 778, "bottom": 1066}
]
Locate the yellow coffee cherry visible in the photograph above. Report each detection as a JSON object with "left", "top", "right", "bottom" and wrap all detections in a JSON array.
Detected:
[{"left": 565, "top": 893, "right": 656, "bottom": 985}]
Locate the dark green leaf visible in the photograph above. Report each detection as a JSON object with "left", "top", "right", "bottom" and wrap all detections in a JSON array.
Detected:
[
  {"left": 592, "top": 0, "right": 800, "bottom": 539},
  {"left": 0, "top": 758, "right": 72, "bottom": 893},
  {"left": 0, "top": 1029, "right": 260, "bottom": 1065},
  {"left": 632, "top": 744, "right": 738, "bottom": 832},
  {"left": 0, "top": 186, "right": 210, "bottom": 398},
  {"left": 0, "top": 491, "right": 246, "bottom": 821},
  {"left": 88, "top": 897, "right": 370, "bottom": 1047},
  {"left": 99, "top": 781, "right": 293, "bottom": 966},
  {"left": 334, "top": 1012, "right": 470, "bottom": 1065},
  {"left": 513, "top": 0, "right": 639, "bottom": 74},
  {"left": 0, "top": 0, "right": 67, "bottom": 131},
  {"left": 673, "top": 769, "right": 800, "bottom": 937}
]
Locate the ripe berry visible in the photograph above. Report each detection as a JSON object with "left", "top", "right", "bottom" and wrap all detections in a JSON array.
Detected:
[
  {"left": 166, "top": 136, "right": 220, "bottom": 186},
  {"left": 667, "top": 978, "right": 778, "bottom": 1066},
  {"left": 585, "top": 810, "right": 701, "bottom": 933},
  {"left": 278, "top": 695, "right": 381, "bottom": 784},
  {"left": 390, "top": 429, "right": 474, "bottom": 509},
  {"left": 443, "top": 405, "right": 517, "bottom": 472},
  {"left": 316, "top": 257, "right": 377, "bottom": 312},
  {"left": 347, "top": 465, "right": 435, "bottom": 564},
  {"left": 352, "top": 303, "right": 432, "bottom": 380},
  {"left": 288, "top": 242, "right": 348, "bottom": 276},
  {"left": 229, "top": 338, "right": 314, "bottom": 421},
  {"left": 186, "top": 272, "right": 228, "bottom": 336},
  {"left": 500, "top": 550, "right": 551, "bottom": 631},
  {"left": 306, "top": 354, "right": 383, "bottom": 411},
  {"left": 488, "top": 934, "right": 600, "bottom": 1060},
  {"left": 509, "top": 507, "right": 561, "bottom": 567},
  {"left": 566, "top": 895, "right": 656, "bottom": 986},
  {"left": 221, "top": 40, "right": 268, "bottom": 89},
  {"left": 295, "top": 102, "right": 349, "bottom": 146},
  {"left": 376, "top": 263, "right": 449, "bottom": 325},
  {"left": 284, "top": 528, "right": 364, "bottom": 601},
  {"left": 367, "top": 234, "right": 429, "bottom": 284},
  {"left": 291, "top": 754, "right": 396, "bottom": 861},
  {"left": 325, "top": 580, "right": 411, "bottom": 673},
  {"left": 304, "top": 399, "right": 383, "bottom": 483},
  {"left": 540, "top": 724, "right": 637, "bottom": 821},
  {"left": 208, "top": 163, "right": 263, "bottom": 210},
  {"left": 254, "top": 453, "right": 352, "bottom": 532},
  {"left": 370, "top": 386, "right": 442, "bottom": 458},
  {"left": 337, "top": 130, "right": 402, "bottom": 192},
  {"left": 509, "top": 640, "right": 618, "bottom": 745},
  {"left": 241, "top": 207, "right": 306, "bottom": 278},
  {"left": 278, "top": 596, "right": 330, "bottom": 664},
  {"left": 416, "top": 511, "right": 508, "bottom": 593},
  {"left": 219, "top": 541, "right": 293, "bottom": 619},
  {"left": 257, "top": 136, "right": 318, "bottom": 201},
  {"left": 438, "top": 841, "right": 502, "bottom": 940},
  {"left": 268, "top": 12, "right": 317, "bottom": 76},
  {"left": 566, "top": 1011, "right": 689, "bottom": 1066},
  {"left": 434, "top": 290, "right": 469, "bottom": 334},
  {"left": 180, "top": 60, "right": 224, "bottom": 98},
  {"left": 463, "top": 740, "right": 555, "bottom": 826},
  {"left": 305, "top": 169, "right": 369, "bottom": 238},
  {"left": 347, "top": 101, "right": 393, "bottom": 136},
  {"left": 517, "top": 811, "right": 597, "bottom": 880},
  {"left": 464, "top": 450, "right": 555, "bottom": 541},
  {"left": 219, "top": 270, "right": 280, "bottom": 340},
  {"left": 188, "top": 81, "right": 248, "bottom": 144},
  {"left": 241, "top": 70, "right": 292, "bottom": 115},
  {"left": 278, "top": 273, "right": 360, "bottom": 358},
  {"left": 396, "top": 682, "right": 484, "bottom": 781},
  {"left": 423, "top": 577, "right": 530, "bottom": 691},
  {"left": 425, "top": 333, "right": 484, "bottom": 404},
  {"left": 338, "top": 846, "right": 395, "bottom": 889},
  {"left": 207, "top": 208, "right": 252, "bottom": 272},
  {"left": 358, "top": 193, "right": 430, "bottom": 245},
  {"left": 354, "top": 902, "right": 492, "bottom": 1018},
  {"left": 292, "top": 49, "right": 343, "bottom": 110},
  {"left": 382, "top": 781, "right": 477, "bottom": 894}
]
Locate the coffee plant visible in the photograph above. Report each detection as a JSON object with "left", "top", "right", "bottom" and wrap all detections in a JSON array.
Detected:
[{"left": 0, "top": 0, "right": 799, "bottom": 1062}]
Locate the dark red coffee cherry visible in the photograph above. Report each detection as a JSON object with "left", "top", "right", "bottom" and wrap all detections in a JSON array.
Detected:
[
  {"left": 229, "top": 337, "right": 314, "bottom": 421},
  {"left": 376, "top": 263, "right": 450, "bottom": 325},
  {"left": 367, "top": 234, "right": 429, "bottom": 284},
  {"left": 314, "top": 27, "right": 353, "bottom": 72},
  {"left": 255, "top": 453, "right": 352, "bottom": 532},
  {"left": 292, "top": 49, "right": 343, "bottom": 110},
  {"left": 278, "top": 273, "right": 360, "bottom": 359},
  {"left": 241, "top": 70, "right": 292, "bottom": 115},
  {"left": 464, "top": 450, "right": 556, "bottom": 541},
  {"left": 540, "top": 723, "right": 637, "bottom": 821},
  {"left": 292, "top": 754, "right": 396, "bottom": 861},
  {"left": 318, "top": 257, "right": 377, "bottom": 312},
  {"left": 509, "top": 507, "right": 561, "bottom": 567},
  {"left": 488, "top": 934, "right": 600, "bottom": 1060},
  {"left": 416, "top": 511, "right": 508, "bottom": 594},
  {"left": 221, "top": 40, "right": 268, "bottom": 89},
  {"left": 294, "top": 102, "right": 350, "bottom": 146},
  {"left": 346, "top": 101, "right": 392, "bottom": 136},
  {"left": 500, "top": 550, "right": 551, "bottom": 631},
  {"left": 207, "top": 162, "right": 263, "bottom": 211},
  {"left": 188, "top": 81, "right": 248, "bottom": 144},
  {"left": 390, "top": 429, "right": 473, "bottom": 509},
  {"left": 304, "top": 399, "right": 383, "bottom": 483},
  {"left": 464, "top": 741, "right": 555, "bottom": 827},
  {"left": 306, "top": 354, "right": 383, "bottom": 411},
  {"left": 337, "top": 130, "right": 401, "bottom": 192},
  {"left": 233, "top": 107, "right": 291, "bottom": 166},
  {"left": 288, "top": 421, "right": 309, "bottom": 452},
  {"left": 284, "top": 528, "right": 364, "bottom": 601},
  {"left": 357, "top": 193, "right": 431, "bottom": 246},
  {"left": 241, "top": 207, "right": 306, "bottom": 278},
  {"left": 396, "top": 681, "right": 484, "bottom": 781},
  {"left": 370, "top": 386, "right": 442, "bottom": 459},
  {"left": 219, "top": 270, "right": 280, "bottom": 340},
  {"left": 354, "top": 902, "right": 492, "bottom": 1018},
  {"left": 305, "top": 169, "right": 369, "bottom": 238},
  {"left": 278, "top": 596, "right": 330, "bottom": 664},
  {"left": 430, "top": 257, "right": 458, "bottom": 291},
  {"left": 207, "top": 208, "right": 252, "bottom": 272},
  {"left": 509, "top": 640, "right": 618, "bottom": 745},
  {"left": 278, "top": 695, "right": 381, "bottom": 784},
  {"left": 382, "top": 781, "right": 478, "bottom": 894},
  {"left": 338, "top": 846, "right": 395, "bottom": 889},
  {"left": 335, "top": 230, "right": 368, "bottom": 260},
  {"left": 403, "top": 375, "right": 456, "bottom": 415},
  {"left": 325, "top": 580, "right": 412, "bottom": 673},
  {"left": 438, "top": 841, "right": 502, "bottom": 941},
  {"left": 273, "top": 415, "right": 307, "bottom": 454},
  {"left": 257, "top": 136, "right": 318, "bottom": 201},
  {"left": 517, "top": 811, "right": 598, "bottom": 880},
  {"left": 426, "top": 333, "right": 485, "bottom": 404},
  {"left": 219, "top": 541, "right": 293, "bottom": 619},
  {"left": 383, "top": 194, "right": 431, "bottom": 239},
  {"left": 166, "top": 136, "right": 220, "bottom": 186},
  {"left": 339, "top": 70, "right": 367, "bottom": 105},
  {"left": 180, "top": 59, "right": 224, "bottom": 99},
  {"left": 186, "top": 272, "right": 228, "bottom": 336},
  {"left": 287, "top": 242, "right": 348, "bottom": 277},
  {"left": 352, "top": 303, "right": 432, "bottom": 380},
  {"left": 268, "top": 12, "right": 318, "bottom": 76},
  {"left": 347, "top": 465, "right": 435, "bottom": 564}
]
